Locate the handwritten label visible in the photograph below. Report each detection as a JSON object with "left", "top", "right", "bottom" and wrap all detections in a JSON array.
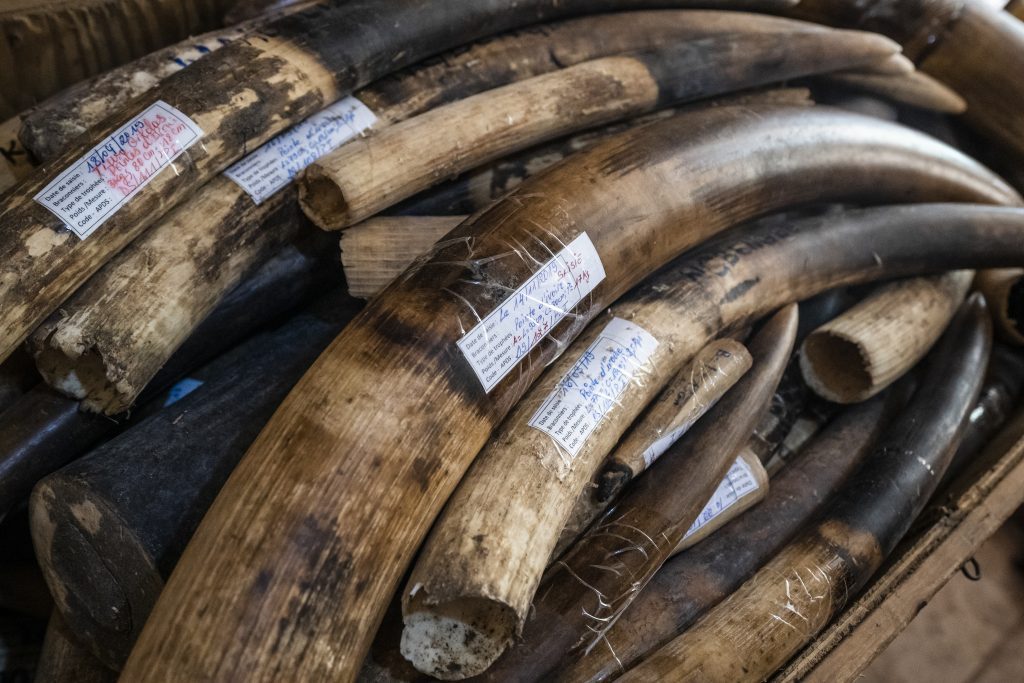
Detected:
[
  {"left": 224, "top": 97, "right": 377, "bottom": 204},
  {"left": 528, "top": 318, "right": 658, "bottom": 459},
  {"left": 34, "top": 101, "right": 204, "bottom": 239},
  {"left": 682, "top": 457, "right": 760, "bottom": 540},
  {"left": 457, "top": 233, "right": 606, "bottom": 392},
  {"left": 163, "top": 378, "right": 204, "bottom": 407}
]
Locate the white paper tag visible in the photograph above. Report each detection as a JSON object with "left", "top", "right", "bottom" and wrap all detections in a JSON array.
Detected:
[
  {"left": 224, "top": 96, "right": 377, "bottom": 204},
  {"left": 528, "top": 317, "right": 658, "bottom": 459},
  {"left": 34, "top": 101, "right": 204, "bottom": 239},
  {"left": 457, "top": 233, "right": 606, "bottom": 392},
  {"left": 683, "top": 456, "right": 760, "bottom": 540}
]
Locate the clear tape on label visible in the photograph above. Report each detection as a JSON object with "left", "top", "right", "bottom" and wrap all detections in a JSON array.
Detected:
[
  {"left": 34, "top": 101, "right": 204, "bottom": 239},
  {"left": 682, "top": 456, "right": 760, "bottom": 540},
  {"left": 457, "top": 232, "right": 606, "bottom": 393},
  {"left": 528, "top": 317, "right": 658, "bottom": 459},
  {"left": 224, "top": 96, "right": 377, "bottom": 204}
]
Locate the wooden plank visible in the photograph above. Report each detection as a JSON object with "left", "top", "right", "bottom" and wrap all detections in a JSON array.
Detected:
[{"left": 774, "top": 424, "right": 1024, "bottom": 682}]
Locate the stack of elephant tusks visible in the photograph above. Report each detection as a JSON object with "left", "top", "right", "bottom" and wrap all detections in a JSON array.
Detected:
[{"left": 1, "top": 1, "right": 1024, "bottom": 682}]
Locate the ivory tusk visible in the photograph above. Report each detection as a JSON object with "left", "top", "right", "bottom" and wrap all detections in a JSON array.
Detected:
[
  {"left": 619, "top": 295, "right": 992, "bottom": 682},
  {"left": 462, "top": 307, "right": 797, "bottom": 682},
  {"left": 300, "top": 29, "right": 899, "bottom": 229},
  {"left": 120, "top": 104, "right": 1018, "bottom": 682},
  {"left": 800, "top": 271, "right": 974, "bottom": 403}
]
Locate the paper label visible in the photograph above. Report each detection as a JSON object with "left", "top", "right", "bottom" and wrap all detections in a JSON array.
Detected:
[
  {"left": 457, "top": 233, "right": 606, "bottom": 392},
  {"left": 34, "top": 101, "right": 204, "bottom": 239},
  {"left": 683, "top": 457, "right": 760, "bottom": 540},
  {"left": 528, "top": 317, "right": 658, "bottom": 459},
  {"left": 163, "top": 378, "right": 204, "bottom": 407},
  {"left": 642, "top": 424, "right": 690, "bottom": 469},
  {"left": 224, "top": 96, "right": 377, "bottom": 204}
]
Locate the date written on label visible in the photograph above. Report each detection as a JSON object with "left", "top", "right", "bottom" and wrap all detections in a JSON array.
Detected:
[
  {"left": 34, "top": 101, "right": 204, "bottom": 239},
  {"left": 457, "top": 232, "right": 606, "bottom": 393},
  {"left": 529, "top": 317, "right": 659, "bottom": 459}
]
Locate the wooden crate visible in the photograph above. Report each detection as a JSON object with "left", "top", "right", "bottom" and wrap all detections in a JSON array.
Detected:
[{"left": 777, "top": 412, "right": 1024, "bottom": 681}]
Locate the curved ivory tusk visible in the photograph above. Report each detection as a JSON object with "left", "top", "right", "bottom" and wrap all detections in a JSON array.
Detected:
[
  {"left": 300, "top": 29, "right": 898, "bottom": 229},
  {"left": 37, "top": 9, "right": 825, "bottom": 415},
  {"left": 555, "top": 393, "right": 894, "bottom": 683},
  {"left": 457, "top": 306, "right": 797, "bottom": 682},
  {"left": 784, "top": 0, "right": 1024, "bottom": 162},
  {"left": 120, "top": 105, "right": 1018, "bottom": 683},
  {"left": 553, "top": 339, "right": 753, "bottom": 557},
  {"left": 815, "top": 70, "right": 968, "bottom": 113},
  {"left": 0, "top": 0, "right": 810, "bottom": 366},
  {"left": 560, "top": 338, "right": 1024, "bottom": 682},
  {"left": 800, "top": 271, "right": 974, "bottom": 403},
  {"left": 618, "top": 295, "right": 992, "bottom": 682},
  {"left": 18, "top": 13, "right": 878, "bottom": 415},
  {"left": 30, "top": 296, "right": 364, "bottom": 669},
  {"left": 390, "top": 88, "right": 811, "bottom": 219}
]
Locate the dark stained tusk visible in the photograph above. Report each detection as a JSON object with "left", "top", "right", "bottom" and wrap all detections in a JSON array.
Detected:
[
  {"left": 26, "top": 198, "right": 318, "bottom": 414},
  {"left": 811, "top": 69, "right": 968, "bottom": 114},
  {"left": 0, "top": 0, "right": 826, "bottom": 367},
  {"left": 554, "top": 339, "right": 753, "bottom": 556},
  {"left": 549, "top": 391, "right": 895, "bottom": 683},
  {"left": 0, "top": 0, "right": 235, "bottom": 120},
  {"left": 466, "top": 306, "right": 797, "bottom": 682},
  {"left": 35, "top": 611, "right": 117, "bottom": 683},
  {"left": 945, "top": 343, "right": 1024, "bottom": 479},
  {"left": 30, "top": 293, "right": 362, "bottom": 669},
  {"left": 618, "top": 295, "right": 992, "bottom": 682},
  {"left": 975, "top": 268, "right": 1024, "bottom": 345},
  {"left": 783, "top": 0, "right": 1024, "bottom": 165},
  {"left": 300, "top": 28, "right": 899, "bottom": 229},
  {"left": 120, "top": 104, "right": 1019, "bottom": 683},
  {"left": 20, "top": 9, "right": 827, "bottom": 163},
  {"left": 563, "top": 287, "right": 855, "bottom": 556},
  {"left": 17, "top": 15, "right": 293, "bottom": 165},
  {"left": 0, "top": 387, "right": 116, "bottom": 524},
  {"left": 23, "top": 11, "right": 833, "bottom": 415},
  {"left": 0, "top": 242, "right": 334, "bottom": 520}
]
